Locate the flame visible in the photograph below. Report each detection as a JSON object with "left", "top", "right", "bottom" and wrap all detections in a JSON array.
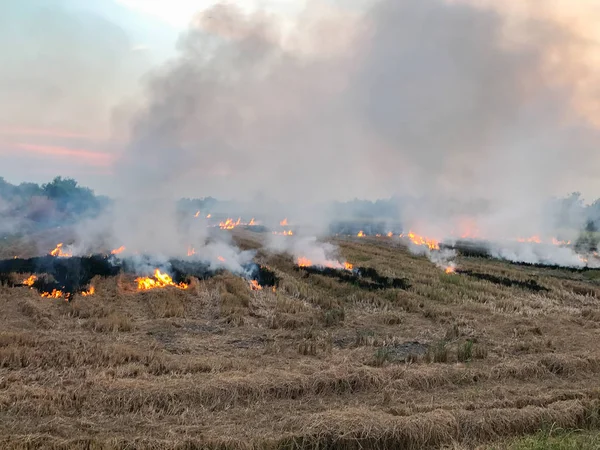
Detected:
[
  {"left": 41, "top": 289, "right": 65, "bottom": 299},
  {"left": 23, "top": 275, "right": 37, "bottom": 287},
  {"left": 296, "top": 257, "right": 354, "bottom": 271},
  {"left": 280, "top": 218, "right": 288, "bottom": 226},
  {"left": 249, "top": 218, "right": 256, "bottom": 226},
  {"left": 517, "top": 235, "right": 542, "bottom": 244},
  {"left": 111, "top": 246, "right": 126, "bottom": 255},
  {"left": 49, "top": 243, "right": 72, "bottom": 258},
  {"left": 297, "top": 257, "right": 312, "bottom": 267},
  {"left": 272, "top": 230, "right": 294, "bottom": 236},
  {"left": 135, "top": 269, "right": 188, "bottom": 291},
  {"left": 357, "top": 231, "right": 365, "bottom": 237},
  {"left": 552, "top": 238, "right": 572, "bottom": 246},
  {"left": 445, "top": 266, "right": 456, "bottom": 274},
  {"left": 219, "top": 217, "right": 242, "bottom": 230},
  {"left": 194, "top": 211, "right": 200, "bottom": 218},
  {"left": 218, "top": 256, "right": 226, "bottom": 262},
  {"left": 81, "top": 286, "right": 95, "bottom": 296},
  {"left": 206, "top": 214, "right": 212, "bottom": 219},
  {"left": 248, "top": 280, "right": 263, "bottom": 291},
  {"left": 387, "top": 232, "right": 393, "bottom": 237},
  {"left": 400, "top": 231, "right": 439, "bottom": 250},
  {"left": 187, "top": 246, "right": 196, "bottom": 257}
]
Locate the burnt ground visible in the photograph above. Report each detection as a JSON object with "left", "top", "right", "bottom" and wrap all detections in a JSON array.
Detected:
[{"left": 2, "top": 232, "right": 600, "bottom": 448}]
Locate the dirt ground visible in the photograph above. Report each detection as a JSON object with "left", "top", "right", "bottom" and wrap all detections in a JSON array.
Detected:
[{"left": 2, "top": 231, "right": 600, "bottom": 449}]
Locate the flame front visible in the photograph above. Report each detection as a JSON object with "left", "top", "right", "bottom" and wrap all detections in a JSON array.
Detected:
[
  {"left": 445, "top": 266, "right": 456, "bottom": 274},
  {"left": 219, "top": 218, "right": 242, "bottom": 230},
  {"left": 187, "top": 246, "right": 196, "bottom": 256},
  {"left": 517, "top": 235, "right": 542, "bottom": 244},
  {"left": 249, "top": 218, "right": 256, "bottom": 226},
  {"left": 111, "top": 246, "right": 126, "bottom": 255},
  {"left": 194, "top": 211, "right": 200, "bottom": 218},
  {"left": 273, "top": 230, "right": 294, "bottom": 236},
  {"left": 81, "top": 286, "right": 95, "bottom": 296},
  {"left": 136, "top": 269, "right": 188, "bottom": 291},
  {"left": 49, "top": 243, "right": 72, "bottom": 258},
  {"left": 357, "top": 231, "right": 365, "bottom": 237},
  {"left": 23, "top": 275, "right": 37, "bottom": 286},
  {"left": 41, "top": 289, "right": 65, "bottom": 299},
  {"left": 248, "top": 280, "right": 263, "bottom": 291},
  {"left": 296, "top": 257, "right": 354, "bottom": 271},
  {"left": 297, "top": 257, "right": 312, "bottom": 267},
  {"left": 280, "top": 218, "right": 288, "bottom": 226},
  {"left": 400, "top": 231, "right": 439, "bottom": 250}
]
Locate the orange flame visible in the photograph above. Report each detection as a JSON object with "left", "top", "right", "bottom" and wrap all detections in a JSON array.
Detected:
[
  {"left": 248, "top": 280, "right": 263, "bottom": 291},
  {"left": 445, "top": 266, "right": 456, "bottom": 274},
  {"left": 81, "top": 286, "right": 95, "bottom": 296},
  {"left": 206, "top": 214, "right": 212, "bottom": 219},
  {"left": 23, "top": 275, "right": 37, "bottom": 287},
  {"left": 280, "top": 218, "right": 288, "bottom": 226},
  {"left": 517, "top": 235, "right": 542, "bottom": 244},
  {"left": 249, "top": 218, "right": 256, "bottom": 226},
  {"left": 111, "top": 246, "right": 126, "bottom": 255},
  {"left": 357, "top": 231, "right": 365, "bottom": 237},
  {"left": 41, "top": 289, "right": 65, "bottom": 299},
  {"left": 194, "top": 211, "right": 201, "bottom": 218},
  {"left": 219, "top": 218, "right": 242, "bottom": 230},
  {"left": 187, "top": 246, "right": 196, "bottom": 257},
  {"left": 552, "top": 238, "right": 571, "bottom": 246},
  {"left": 400, "top": 231, "right": 439, "bottom": 250},
  {"left": 218, "top": 256, "right": 226, "bottom": 262},
  {"left": 387, "top": 232, "right": 393, "bottom": 237},
  {"left": 49, "top": 243, "right": 72, "bottom": 258},
  {"left": 135, "top": 269, "right": 188, "bottom": 291},
  {"left": 272, "top": 230, "right": 294, "bottom": 236},
  {"left": 297, "top": 257, "right": 312, "bottom": 267},
  {"left": 296, "top": 257, "right": 354, "bottom": 271}
]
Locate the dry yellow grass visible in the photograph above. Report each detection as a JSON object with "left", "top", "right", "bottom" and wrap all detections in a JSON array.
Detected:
[{"left": 1, "top": 232, "right": 600, "bottom": 448}]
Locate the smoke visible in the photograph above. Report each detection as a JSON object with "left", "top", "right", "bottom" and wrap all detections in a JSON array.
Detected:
[{"left": 98, "top": 0, "right": 600, "bottom": 269}]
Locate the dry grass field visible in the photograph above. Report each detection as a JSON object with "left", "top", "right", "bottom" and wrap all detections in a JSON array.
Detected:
[{"left": 2, "top": 231, "right": 600, "bottom": 449}]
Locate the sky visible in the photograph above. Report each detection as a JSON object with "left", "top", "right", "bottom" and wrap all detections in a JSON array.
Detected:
[{"left": 1, "top": 0, "right": 599, "bottom": 204}]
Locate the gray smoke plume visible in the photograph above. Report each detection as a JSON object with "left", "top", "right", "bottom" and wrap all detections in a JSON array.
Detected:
[{"left": 110, "top": 0, "right": 600, "bottom": 268}]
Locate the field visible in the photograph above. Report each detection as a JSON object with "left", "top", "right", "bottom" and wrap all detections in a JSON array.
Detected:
[{"left": 2, "top": 231, "right": 600, "bottom": 449}]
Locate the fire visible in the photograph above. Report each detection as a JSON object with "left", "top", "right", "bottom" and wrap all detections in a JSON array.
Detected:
[
  {"left": 357, "top": 231, "right": 365, "bottom": 237},
  {"left": 187, "top": 246, "right": 196, "bottom": 256},
  {"left": 81, "top": 286, "right": 95, "bottom": 296},
  {"left": 445, "top": 266, "right": 456, "bottom": 274},
  {"left": 218, "top": 256, "right": 226, "bottom": 262},
  {"left": 517, "top": 236, "right": 542, "bottom": 244},
  {"left": 552, "top": 238, "right": 572, "bottom": 246},
  {"left": 41, "top": 289, "right": 65, "bottom": 299},
  {"left": 206, "top": 214, "right": 212, "bottom": 219},
  {"left": 387, "top": 232, "right": 393, "bottom": 237},
  {"left": 249, "top": 218, "right": 256, "bottom": 226},
  {"left": 135, "top": 269, "right": 188, "bottom": 291},
  {"left": 296, "top": 257, "right": 354, "bottom": 271},
  {"left": 297, "top": 257, "right": 312, "bottom": 267},
  {"left": 280, "top": 218, "right": 288, "bottom": 226},
  {"left": 111, "top": 246, "right": 126, "bottom": 255},
  {"left": 248, "top": 280, "right": 263, "bottom": 291},
  {"left": 219, "top": 218, "right": 242, "bottom": 230},
  {"left": 194, "top": 211, "right": 200, "bottom": 218},
  {"left": 23, "top": 275, "right": 37, "bottom": 286},
  {"left": 272, "top": 230, "right": 294, "bottom": 236},
  {"left": 400, "top": 231, "right": 439, "bottom": 250},
  {"left": 49, "top": 243, "right": 72, "bottom": 257}
]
